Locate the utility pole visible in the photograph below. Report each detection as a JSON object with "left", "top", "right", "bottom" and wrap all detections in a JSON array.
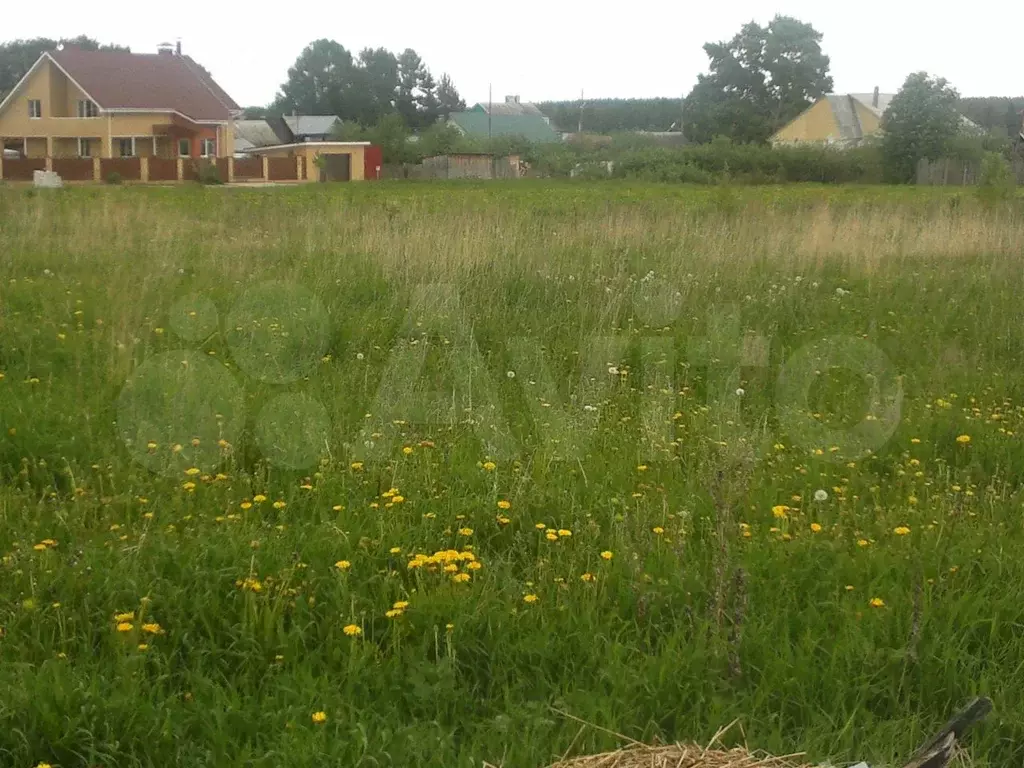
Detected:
[
  {"left": 488, "top": 83, "right": 492, "bottom": 139},
  {"left": 578, "top": 88, "right": 584, "bottom": 134}
]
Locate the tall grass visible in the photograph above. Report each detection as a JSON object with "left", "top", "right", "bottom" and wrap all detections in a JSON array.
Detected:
[{"left": 1, "top": 182, "right": 1023, "bottom": 768}]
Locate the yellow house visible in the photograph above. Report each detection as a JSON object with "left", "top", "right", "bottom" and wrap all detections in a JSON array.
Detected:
[
  {"left": 0, "top": 44, "right": 239, "bottom": 160},
  {"left": 244, "top": 142, "right": 376, "bottom": 182},
  {"left": 771, "top": 90, "right": 893, "bottom": 147}
]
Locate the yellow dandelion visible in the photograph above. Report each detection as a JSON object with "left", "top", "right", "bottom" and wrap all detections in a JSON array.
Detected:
[
  {"left": 497, "top": 500, "right": 511, "bottom": 510},
  {"left": 114, "top": 612, "right": 135, "bottom": 622},
  {"left": 810, "top": 523, "right": 822, "bottom": 533},
  {"left": 350, "top": 461, "right": 364, "bottom": 471},
  {"left": 273, "top": 500, "right": 287, "bottom": 510},
  {"left": 240, "top": 501, "right": 252, "bottom": 510},
  {"left": 335, "top": 560, "right": 351, "bottom": 571},
  {"left": 496, "top": 515, "right": 511, "bottom": 525},
  {"left": 534, "top": 522, "right": 546, "bottom": 530},
  {"left": 545, "top": 531, "right": 558, "bottom": 541},
  {"left": 894, "top": 526, "right": 911, "bottom": 535},
  {"left": 141, "top": 623, "right": 163, "bottom": 634},
  {"left": 342, "top": 624, "right": 362, "bottom": 637},
  {"left": 956, "top": 434, "right": 971, "bottom": 444},
  {"left": 451, "top": 572, "right": 471, "bottom": 583},
  {"left": 523, "top": 594, "right": 539, "bottom": 603},
  {"left": 116, "top": 622, "right": 133, "bottom": 632},
  {"left": 185, "top": 467, "right": 201, "bottom": 476},
  {"left": 652, "top": 526, "right": 665, "bottom": 535},
  {"left": 33, "top": 543, "right": 47, "bottom": 551},
  {"left": 557, "top": 529, "right": 572, "bottom": 537},
  {"left": 402, "top": 446, "right": 414, "bottom": 455},
  {"left": 580, "top": 572, "right": 595, "bottom": 582},
  {"left": 253, "top": 494, "right": 267, "bottom": 503},
  {"left": 182, "top": 481, "right": 196, "bottom": 492},
  {"left": 600, "top": 550, "right": 613, "bottom": 561},
  {"left": 845, "top": 585, "right": 855, "bottom": 591},
  {"left": 137, "top": 643, "right": 149, "bottom": 651},
  {"left": 869, "top": 597, "right": 885, "bottom": 608},
  {"left": 312, "top": 711, "right": 327, "bottom": 724},
  {"left": 392, "top": 601, "right": 409, "bottom": 610},
  {"left": 482, "top": 461, "right": 496, "bottom": 471},
  {"left": 385, "top": 609, "right": 403, "bottom": 618},
  {"left": 857, "top": 539, "right": 870, "bottom": 547},
  {"left": 458, "top": 527, "right": 473, "bottom": 536},
  {"left": 466, "top": 561, "right": 482, "bottom": 571},
  {"left": 636, "top": 464, "right": 648, "bottom": 472},
  {"left": 771, "top": 505, "right": 789, "bottom": 519},
  {"left": 389, "top": 547, "right": 401, "bottom": 554}
]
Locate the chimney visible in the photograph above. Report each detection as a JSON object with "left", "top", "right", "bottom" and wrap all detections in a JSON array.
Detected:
[
  {"left": 157, "top": 42, "right": 173, "bottom": 55},
  {"left": 175, "top": 39, "right": 181, "bottom": 56},
  {"left": 505, "top": 95, "right": 516, "bottom": 104},
  {"left": 872, "top": 86, "right": 879, "bottom": 108}
]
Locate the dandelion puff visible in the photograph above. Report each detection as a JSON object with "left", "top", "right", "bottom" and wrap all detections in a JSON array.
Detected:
[{"left": 814, "top": 489, "right": 829, "bottom": 502}]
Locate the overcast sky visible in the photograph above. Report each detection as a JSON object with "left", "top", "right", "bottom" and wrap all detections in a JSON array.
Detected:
[{"left": 5, "top": 1, "right": 1021, "bottom": 109}]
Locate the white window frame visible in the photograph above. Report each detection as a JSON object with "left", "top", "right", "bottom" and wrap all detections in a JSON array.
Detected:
[
  {"left": 28, "top": 99, "right": 42, "bottom": 119},
  {"left": 117, "top": 137, "right": 136, "bottom": 158},
  {"left": 77, "top": 99, "right": 99, "bottom": 118},
  {"left": 178, "top": 138, "right": 191, "bottom": 157},
  {"left": 200, "top": 137, "right": 216, "bottom": 158},
  {"left": 78, "top": 138, "right": 92, "bottom": 158}
]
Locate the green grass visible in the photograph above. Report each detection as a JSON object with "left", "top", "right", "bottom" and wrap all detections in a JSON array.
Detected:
[{"left": 1, "top": 181, "right": 1023, "bottom": 767}]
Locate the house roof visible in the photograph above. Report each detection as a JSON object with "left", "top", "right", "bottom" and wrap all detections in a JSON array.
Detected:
[
  {"left": 283, "top": 115, "right": 341, "bottom": 136},
  {"left": 235, "top": 119, "right": 285, "bottom": 148},
  {"left": 471, "top": 100, "right": 545, "bottom": 118},
  {"left": 448, "top": 112, "right": 560, "bottom": 142},
  {"left": 48, "top": 48, "right": 239, "bottom": 121}
]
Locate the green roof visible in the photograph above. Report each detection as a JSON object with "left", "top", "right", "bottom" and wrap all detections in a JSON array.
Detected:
[{"left": 448, "top": 111, "right": 561, "bottom": 143}]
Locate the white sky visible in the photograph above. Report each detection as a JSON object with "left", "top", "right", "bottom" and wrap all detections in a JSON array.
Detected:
[{"left": 6, "top": 1, "right": 1022, "bottom": 108}]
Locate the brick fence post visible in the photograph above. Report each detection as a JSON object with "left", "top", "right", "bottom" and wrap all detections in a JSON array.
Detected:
[
  {"left": 227, "top": 157, "right": 235, "bottom": 184},
  {"left": 262, "top": 156, "right": 269, "bottom": 182},
  {"left": 140, "top": 157, "right": 150, "bottom": 183},
  {"left": 177, "top": 158, "right": 184, "bottom": 182},
  {"left": 93, "top": 157, "right": 101, "bottom": 182}
]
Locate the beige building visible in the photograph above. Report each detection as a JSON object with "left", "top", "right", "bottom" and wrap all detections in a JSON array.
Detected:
[{"left": 0, "top": 43, "right": 239, "bottom": 160}]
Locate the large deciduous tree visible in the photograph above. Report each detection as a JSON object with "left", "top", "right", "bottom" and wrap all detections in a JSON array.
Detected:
[
  {"left": 683, "top": 16, "right": 832, "bottom": 144},
  {"left": 273, "top": 39, "right": 356, "bottom": 118},
  {"left": 882, "top": 72, "right": 962, "bottom": 182}
]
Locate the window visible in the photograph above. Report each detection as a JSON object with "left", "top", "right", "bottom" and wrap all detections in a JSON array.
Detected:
[
  {"left": 77, "top": 100, "right": 99, "bottom": 118},
  {"left": 117, "top": 138, "right": 135, "bottom": 157},
  {"left": 200, "top": 138, "right": 216, "bottom": 157},
  {"left": 28, "top": 99, "right": 41, "bottom": 118},
  {"left": 178, "top": 138, "right": 191, "bottom": 157},
  {"left": 78, "top": 138, "right": 92, "bottom": 158}
]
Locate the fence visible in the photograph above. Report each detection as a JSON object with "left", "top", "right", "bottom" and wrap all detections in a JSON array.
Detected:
[
  {"left": 420, "top": 154, "right": 524, "bottom": 180},
  {"left": 0, "top": 155, "right": 307, "bottom": 184},
  {"left": 917, "top": 156, "right": 1024, "bottom": 186}
]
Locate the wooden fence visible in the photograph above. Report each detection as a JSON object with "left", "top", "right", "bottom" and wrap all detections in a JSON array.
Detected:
[
  {"left": 0, "top": 155, "right": 305, "bottom": 184},
  {"left": 917, "top": 156, "right": 1024, "bottom": 186}
]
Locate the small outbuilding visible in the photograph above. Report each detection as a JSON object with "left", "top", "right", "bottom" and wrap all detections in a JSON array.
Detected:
[{"left": 243, "top": 141, "right": 382, "bottom": 181}]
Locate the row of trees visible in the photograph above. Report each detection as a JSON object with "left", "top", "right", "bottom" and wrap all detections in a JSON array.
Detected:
[{"left": 255, "top": 40, "right": 465, "bottom": 130}]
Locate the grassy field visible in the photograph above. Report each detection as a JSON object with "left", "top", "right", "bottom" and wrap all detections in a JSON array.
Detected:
[{"left": 1, "top": 181, "right": 1023, "bottom": 768}]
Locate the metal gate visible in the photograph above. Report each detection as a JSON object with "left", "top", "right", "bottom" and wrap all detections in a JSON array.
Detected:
[{"left": 319, "top": 153, "right": 351, "bottom": 182}]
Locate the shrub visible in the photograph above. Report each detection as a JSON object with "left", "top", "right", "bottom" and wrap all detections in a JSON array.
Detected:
[
  {"left": 104, "top": 171, "right": 122, "bottom": 185},
  {"left": 196, "top": 160, "right": 223, "bottom": 185},
  {"left": 976, "top": 151, "right": 1016, "bottom": 205}
]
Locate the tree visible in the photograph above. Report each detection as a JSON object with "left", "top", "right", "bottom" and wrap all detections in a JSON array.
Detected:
[
  {"left": 273, "top": 39, "right": 356, "bottom": 118},
  {"left": 683, "top": 16, "right": 832, "bottom": 144},
  {"left": 881, "top": 72, "right": 962, "bottom": 182},
  {"left": 396, "top": 48, "right": 425, "bottom": 127},
  {"left": 416, "top": 70, "right": 441, "bottom": 127},
  {"left": 352, "top": 48, "right": 399, "bottom": 126},
  {"left": 436, "top": 74, "right": 465, "bottom": 120},
  {"left": 0, "top": 36, "right": 129, "bottom": 102}
]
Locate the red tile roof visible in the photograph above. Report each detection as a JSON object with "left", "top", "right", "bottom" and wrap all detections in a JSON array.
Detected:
[{"left": 49, "top": 48, "right": 239, "bottom": 121}]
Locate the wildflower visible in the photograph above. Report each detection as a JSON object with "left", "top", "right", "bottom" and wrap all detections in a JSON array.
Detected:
[
  {"left": 636, "top": 464, "right": 648, "bottom": 472},
  {"left": 385, "top": 609, "right": 403, "bottom": 618},
  {"left": 652, "top": 527, "right": 665, "bottom": 535},
  {"left": 171, "top": 443, "right": 183, "bottom": 453},
  {"left": 253, "top": 494, "right": 267, "bottom": 503},
  {"left": 240, "top": 501, "right": 252, "bottom": 510},
  {"left": 273, "top": 500, "right": 287, "bottom": 510},
  {"left": 600, "top": 550, "right": 614, "bottom": 561},
  {"left": 956, "top": 434, "right": 971, "bottom": 444},
  {"left": 869, "top": 597, "right": 885, "bottom": 608},
  {"left": 185, "top": 467, "right": 201, "bottom": 476},
  {"left": 342, "top": 624, "right": 362, "bottom": 637},
  {"left": 814, "top": 489, "right": 829, "bottom": 502},
  {"left": 389, "top": 547, "right": 401, "bottom": 554},
  {"left": 35, "top": 763, "right": 53, "bottom": 768},
  {"left": 771, "top": 505, "right": 789, "bottom": 519},
  {"left": 894, "top": 526, "right": 911, "bottom": 535},
  {"left": 391, "top": 495, "right": 404, "bottom": 504},
  {"left": 182, "top": 482, "right": 196, "bottom": 492},
  {"left": 458, "top": 527, "right": 473, "bottom": 537},
  {"left": 735, "top": 388, "right": 745, "bottom": 397},
  {"left": 810, "top": 523, "right": 822, "bottom": 533},
  {"left": 523, "top": 594, "right": 539, "bottom": 604},
  {"left": 580, "top": 572, "right": 595, "bottom": 582},
  {"left": 402, "top": 446, "right": 414, "bottom": 455},
  {"left": 116, "top": 622, "right": 134, "bottom": 632},
  {"left": 857, "top": 539, "right": 870, "bottom": 547},
  {"left": 241, "top": 577, "right": 262, "bottom": 593},
  {"left": 335, "top": 560, "right": 351, "bottom": 571},
  {"left": 443, "top": 563, "right": 459, "bottom": 573},
  {"left": 141, "top": 623, "right": 163, "bottom": 634},
  {"left": 557, "top": 529, "right": 572, "bottom": 537},
  {"left": 845, "top": 585, "right": 855, "bottom": 591},
  {"left": 451, "top": 572, "right": 471, "bottom": 583},
  {"left": 545, "top": 531, "right": 558, "bottom": 541},
  {"left": 496, "top": 514, "right": 511, "bottom": 525},
  {"left": 137, "top": 643, "right": 149, "bottom": 651},
  {"left": 146, "top": 441, "right": 158, "bottom": 451},
  {"left": 392, "top": 601, "right": 409, "bottom": 610},
  {"left": 497, "top": 500, "right": 511, "bottom": 510},
  {"left": 33, "top": 543, "right": 47, "bottom": 551},
  {"left": 312, "top": 711, "right": 327, "bottom": 724},
  {"left": 114, "top": 612, "right": 135, "bottom": 622},
  {"left": 482, "top": 461, "right": 496, "bottom": 471},
  {"left": 466, "top": 561, "right": 482, "bottom": 571}
]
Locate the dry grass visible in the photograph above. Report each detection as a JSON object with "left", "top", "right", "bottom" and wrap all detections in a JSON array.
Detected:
[{"left": 545, "top": 745, "right": 813, "bottom": 768}]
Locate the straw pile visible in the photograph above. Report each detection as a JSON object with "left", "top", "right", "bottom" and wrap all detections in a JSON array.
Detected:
[{"left": 545, "top": 743, "right": 815, "bottom": 768}]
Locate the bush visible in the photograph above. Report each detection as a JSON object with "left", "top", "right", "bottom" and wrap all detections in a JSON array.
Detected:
[
  {"left": 196, "top": 160, "right": 224, "bottom": 185},
  {"left": 104, "top": 172, "right": 122, "bottom": 185},
  {"left": 976, "top": 151, "right": 1016, "bottom": 205}
]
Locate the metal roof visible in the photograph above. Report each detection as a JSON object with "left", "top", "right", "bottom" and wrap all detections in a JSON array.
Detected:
[
  {"left": 234, "top": 120, "right": 284, "bottom": 148},
  {"left": 283, "top": 115, "right": 341, "bottom": 136},
  {"left": 448, "top": 112, "right": 561, "bottom": 142}
]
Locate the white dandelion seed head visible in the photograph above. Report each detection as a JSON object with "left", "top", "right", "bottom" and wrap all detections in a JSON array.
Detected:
[
  {"left": 735, "top": 388, "right": 745, "bottom": 397},
  {"left": 814, "top": 489, "right": 829, "bottom": 502},
  {"left": 506, "top": 370, "right": 515, "bottom": 379}
]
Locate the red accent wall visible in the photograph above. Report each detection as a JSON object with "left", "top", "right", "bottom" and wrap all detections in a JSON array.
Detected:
[
  {"left": 179, "top": 126, "right": 220, "bottom": 158},
  {"left": 364, "top": 145, "right": 383, "bottom": 180}
]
